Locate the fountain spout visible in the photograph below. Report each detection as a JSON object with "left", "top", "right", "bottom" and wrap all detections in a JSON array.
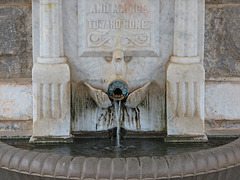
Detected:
[{"left": 107, "top": 80, "right": 129, "bottom": 101}]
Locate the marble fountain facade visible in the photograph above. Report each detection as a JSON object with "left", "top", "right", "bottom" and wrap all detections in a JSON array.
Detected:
[
  {"left": 31, "top": 0, "right": 206, "bottom": 142},
  {"left": 0, "top": 0, "right": 240, "bottom": 179}
]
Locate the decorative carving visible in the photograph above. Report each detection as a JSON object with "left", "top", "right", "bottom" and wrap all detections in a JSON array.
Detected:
[
  {"left": 78, "top": 0, "right": 160, "bottom": 56},
  {"left": 32, "top": 62, "right": 71, "bottom": 138},
  {"left": 120, "top": 33, "right": 150, "bottom": 47},
  {"left": 34, "top": 82, "right": 68, "bottom": 120},
  {"left": 88, "top": 31, "right": 150, "bottom": 48},
  {"left": 166, "top": 62, "right": 205, "bottom": 138},
  {"left": 167, "top": 81, "right": 203, "bottom": 118},
  {"left": 84, "top": 82, "right": 112, "bottom": 108},
  {"left": 125, "top": 81, "right": 151, "bottom": 108},
  {"left": 88, "top": 32, "right": 115, "bottom": 48}
]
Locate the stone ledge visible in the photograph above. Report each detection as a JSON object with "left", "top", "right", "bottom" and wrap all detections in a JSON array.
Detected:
[
  {"left": 206, "top": 128, "right": 240, "bottom": 138},
  {"left": 0, "top": 120, "right": 32, "bottom": 137},
  {"left": 164, "top": 134, "right": 208, "bottom": 143},
  {"left": 205, "top": 119, "right": 240, "bottom": 129},
  {"left": 0, "top": 78, "right": 32, "bottom": 84},
  {"left": 29, "top": 136, "right": 74, "bottom": 144}
]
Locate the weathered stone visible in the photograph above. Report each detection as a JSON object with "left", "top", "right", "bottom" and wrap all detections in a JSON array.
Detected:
[
  {"left": 0, "top": 79, "right": 32, "bottom": 136},
  {"left": 166, "top": 0, "right": 206, "bottom": 141},
  {"left": 33, "top": 0, "right": 167, "bottom": 133},
  {"left": 0, "top": 5, "right": 32, "bottom": 78},
  {"left": 0, "top": 120, "right": 32, "bottom": 136},
  {"left": 206, "top": 119, "right": 240, "bottom": 129},
  {"left": 31, "top": 1, "right": 71, "bottom": 141},
  {"left": 166, "top": 63, "right": 206, "bottom": 137},
  {"left": 0, "top": 53, "right": 32, "bottom": 78},
  {"left": 78, "top": 0, "right": 160, "bottom": 57},
  {"left": 206, "top": 0, "right": 240, "bottom": 4},
  {"left": 31, "top": 63, "right": 71, "bottom": 138},
  {"left": 205, "top": 4, "right": 240, "bottom": 79},
  {"left": 205, "top": 79, "right": 240, "bottom": 120},
  {"left": 0, "top": 0, "right": 31, "bottom": 4},
  {"left": 0, "top": 79, "right": 32, "bottom": 121}
]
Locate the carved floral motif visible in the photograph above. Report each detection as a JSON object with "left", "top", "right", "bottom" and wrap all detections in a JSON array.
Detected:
[{"left": 88, "top": 31, "right": 150, "bottom": 48}]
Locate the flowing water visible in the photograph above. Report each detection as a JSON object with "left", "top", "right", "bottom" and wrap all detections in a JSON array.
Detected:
[{"left": 114, "top": 100, "right": 121, "bottom": 147}]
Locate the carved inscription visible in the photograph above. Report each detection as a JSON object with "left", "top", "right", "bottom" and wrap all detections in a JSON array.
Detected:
[
  {"left": 79, "top": 0, "right": 160, "bottom": 56},
  {"left": 87, "top": 0, "right": 151, "bottom": 48},
  {"left": 88, "top": 20, "right": 150, "bottom": 30}
]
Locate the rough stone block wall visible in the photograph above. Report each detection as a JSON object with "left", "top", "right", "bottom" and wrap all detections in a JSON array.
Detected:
[
  {"left": 0, "top": 0, "right": 32, "bottom": 79},
  {"left": 205, "top": 0, "right": 240, "bottom": 133},
  {"left": 205, "top": 0, "right": 240, "bottom": 79},
  {"left": 0, "top": 0, "right": 32, "bottom": 137}
]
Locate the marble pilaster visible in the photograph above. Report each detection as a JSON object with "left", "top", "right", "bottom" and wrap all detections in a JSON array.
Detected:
[
  {"left": 166, "top": 0, "right": 207, "bottom": 142},
  {"left": 30, "top": 0, "right": 71, "bottom": 143}
]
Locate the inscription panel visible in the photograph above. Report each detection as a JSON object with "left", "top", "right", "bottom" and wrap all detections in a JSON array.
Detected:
[{"left": 78, "top": 0, "right": 160, "bottom": 56}]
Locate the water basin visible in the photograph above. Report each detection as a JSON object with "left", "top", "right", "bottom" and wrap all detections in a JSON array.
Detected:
[
  {"left": 0, "top": 137, "right": 240, "bottom": 180},
  {"left": 2, "top": 138, "right": 235, "bottom": 158}
]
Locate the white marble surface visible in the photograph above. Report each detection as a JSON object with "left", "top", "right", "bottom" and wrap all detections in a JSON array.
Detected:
[
  {"left": 205, "top": 81, "right": 240, "bottom": 120},
  {"left": 60, "top": 0, "right": 174, "bottom": 91},
  {"left": 166, "top": 0, "right": 206, "bottom": 138},
  {"left": 32, "top": 0, "right": 71, "bottom": 138},
  {"left": 166, "top": 63, "right": 205, "bottom": 135},
  {"left": 78, "top": 0, "right": 160, "bottom": 57},
  {"left": 0, "top": 80, "right": 32, "bottom": 121},
  {"left": 2, "top": 79, "right": 240, "bottom": 128},
  {"left": 1, "top": 76, "right": 238, "bottom": 135},
  {"left": 39, "top": 0, "right": 64, "bottom": 58},
  {"left": 71, "top": 82, "right": 164, "bottom": 132},
  {"left": 32, "top": 0, "right": 207, "bottom": 134},
  {"left": 61, "top": 0, "right": 173, "bottom": 132},
  {"left": 32, "top": 63, "right": 71, "bottom": 136}
]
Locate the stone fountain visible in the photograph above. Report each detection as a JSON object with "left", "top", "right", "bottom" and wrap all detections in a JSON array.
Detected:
[{"left": 30, "top": 0, "right": 206, "bottom": 143}]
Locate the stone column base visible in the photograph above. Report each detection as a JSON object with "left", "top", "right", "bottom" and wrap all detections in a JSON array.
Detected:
[
  {"left": 32, "top": 61, "right": 71, "bottom": 142},
  {"left": 166, "top": 58, "right": 207, "bottom": 141}
]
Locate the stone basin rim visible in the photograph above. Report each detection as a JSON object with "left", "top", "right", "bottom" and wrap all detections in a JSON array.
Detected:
[{"left": 0, "top": 138, "right": 239, "bottom": 179}]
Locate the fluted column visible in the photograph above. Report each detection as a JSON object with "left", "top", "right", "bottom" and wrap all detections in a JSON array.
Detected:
[
  {"left": 31, "top": 0, "right": 71, "bottom": 143},
  {"left": 174, "top": 0, "right": 198, "bottom": 57},
  {"left": 166, "top": 0, "right": 207, "bottom": 142}
]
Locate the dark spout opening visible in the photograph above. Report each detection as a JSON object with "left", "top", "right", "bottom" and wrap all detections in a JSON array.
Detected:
[
  {"left": 107, "top": 80, "right": 129, "bottom": 101},
  {"left": 114, "top": 88, "right": 122, "bottom": 95}
]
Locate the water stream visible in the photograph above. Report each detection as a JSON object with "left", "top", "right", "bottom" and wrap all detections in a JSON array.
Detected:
[{"left": 114, "top": 100, "right": 121, "bottom": 147}]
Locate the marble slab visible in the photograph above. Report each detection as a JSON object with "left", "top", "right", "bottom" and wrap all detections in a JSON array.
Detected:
[
  {"left": 78, "top": 0, "right": 160, "bottom": 57},
  {"left": 205, "top": 80, "right": 240, "bottom": 120},
  {"left": 0, "top": 80, "right": 32, "bottom": 121}
]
